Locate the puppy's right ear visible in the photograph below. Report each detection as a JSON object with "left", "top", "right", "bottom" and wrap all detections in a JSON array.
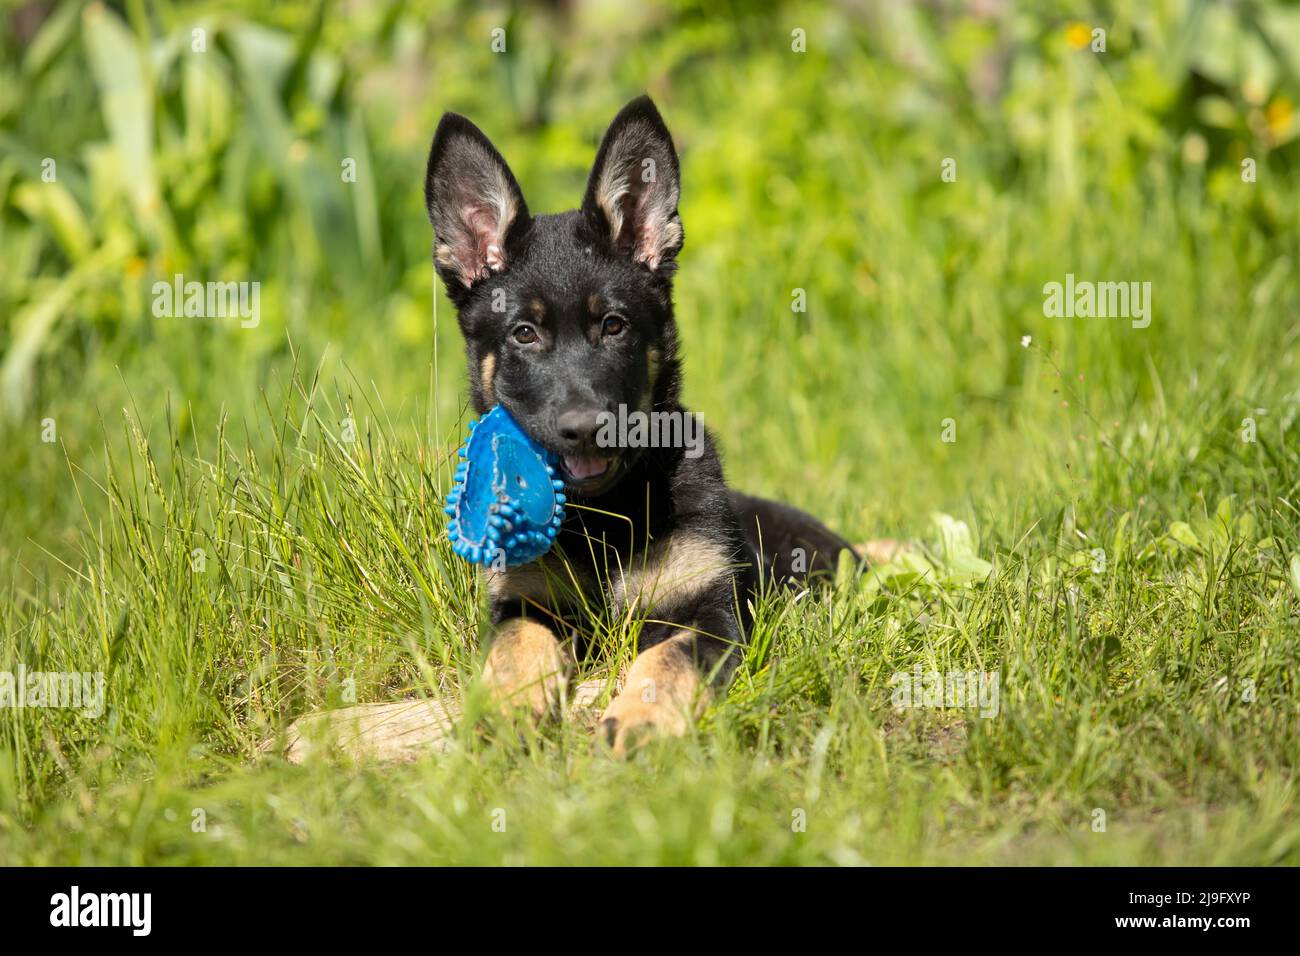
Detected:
[{"left": 424, "top": 113, "right": 530, "bottom": 293}]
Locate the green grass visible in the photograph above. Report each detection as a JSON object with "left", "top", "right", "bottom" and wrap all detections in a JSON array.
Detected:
[{"left": 2, "top": 0, "right": 1300, "bottom": 865}]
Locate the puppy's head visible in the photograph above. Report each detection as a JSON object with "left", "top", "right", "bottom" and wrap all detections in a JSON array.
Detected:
[{"left": 425, "top": 96, "right": 684, "bottom": 497}]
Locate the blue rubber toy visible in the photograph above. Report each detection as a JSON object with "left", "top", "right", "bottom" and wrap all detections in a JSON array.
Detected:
[{"left": 444, "top": 405, "right": 566, "bottom": 568}]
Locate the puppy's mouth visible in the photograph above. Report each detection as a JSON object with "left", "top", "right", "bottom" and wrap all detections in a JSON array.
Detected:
[
  {"left": 558, "top": 453, "right": 622, "bottom": 495},
  {"left": 562, "top": 455, "right": 610, "bottom": 480}
]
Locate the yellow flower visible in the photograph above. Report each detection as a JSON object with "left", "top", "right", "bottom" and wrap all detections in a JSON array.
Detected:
[
  {"left": 1265, "top": 96, "right": 1294, "bottom": 138},
  {"left": 1065, "top": 22, "right": 1091, "bottom": 50}
]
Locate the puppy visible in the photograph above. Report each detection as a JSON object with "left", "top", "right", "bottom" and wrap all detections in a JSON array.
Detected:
[{"left": 425, "top": 96, "right": 855, "bottom": 753}]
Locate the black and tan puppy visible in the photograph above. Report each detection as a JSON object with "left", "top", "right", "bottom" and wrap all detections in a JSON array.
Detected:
[{"left": 425, "top": 96, "right": 855, "bottom": 753}]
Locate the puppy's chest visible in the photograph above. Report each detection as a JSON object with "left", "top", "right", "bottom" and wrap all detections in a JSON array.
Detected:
[{"left": 487, "top": 530, "right": 735, "bottom": 615}]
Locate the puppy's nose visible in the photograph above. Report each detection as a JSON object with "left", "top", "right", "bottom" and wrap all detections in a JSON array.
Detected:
[{"left": 555, "top": 405, "right": 604, "bottom": 449}]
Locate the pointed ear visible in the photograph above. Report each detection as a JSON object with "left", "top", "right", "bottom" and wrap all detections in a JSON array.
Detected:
[
  {"left": 424, "top": 113, "right": 530, "bottom": 290},
  {"left": 582, "top": 96, "right": 683, "bottom": 271}
]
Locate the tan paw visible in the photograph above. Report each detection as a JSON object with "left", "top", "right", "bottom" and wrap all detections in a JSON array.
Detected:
[
  {"left": 481, "top": 619, "right": 568, "bottom": 722},
  {"left": 856, "top": 538, "right": 911, "bottom": 565},
  {"left": 596, "top": 632, "right": 707, "bottom": 757},
  {"left": 597, "top": 690, "right": 692, "bottom": 757}
]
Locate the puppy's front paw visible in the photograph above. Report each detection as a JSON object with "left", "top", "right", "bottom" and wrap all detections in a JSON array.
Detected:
[
  {"left": 481, "top": 619, "right": 568, "bottom": 722},
  {"left": 598, "top": 632, "right": 712, "bottom": 756},
  {"left": 598, "top": 690, "right": 692, "bottom": 757}
]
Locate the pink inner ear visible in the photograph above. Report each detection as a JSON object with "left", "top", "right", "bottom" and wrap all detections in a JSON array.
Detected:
[
  {"left": 614, "top": 192, "right": 641, "bottom": 256},
  {"left": 456, "top": 203, "right": 507, "bottom": 283},
  {"left": 631, "top": 189, "right": 662, "bottom": 269},
  {"left": 617, "top": 186, "right": 667, "bottom": 269}
]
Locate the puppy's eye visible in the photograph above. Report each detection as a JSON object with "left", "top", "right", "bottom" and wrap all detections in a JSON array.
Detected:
[
  {"left": 512, "top": 324, "right": 538, "bottom": 345},
  {"left": 601, "top": 314, "right": 626, "bottom": 337}
]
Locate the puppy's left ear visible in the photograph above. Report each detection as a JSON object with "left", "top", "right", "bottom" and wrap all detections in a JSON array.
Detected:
[{"left": 582, "top": 96, "right": 683, "bottom": 271}]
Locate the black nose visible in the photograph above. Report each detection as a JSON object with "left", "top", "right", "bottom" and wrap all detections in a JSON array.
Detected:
[{"left": 555, "top": 405, "right": 604, "bottom": 450}]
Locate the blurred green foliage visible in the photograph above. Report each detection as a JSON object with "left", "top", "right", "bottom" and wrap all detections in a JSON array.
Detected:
[
  {"left": 3, "top": 0, "right": 1297, "bottom": 487},
  {"left": 3, "top": 2, "right": 1297, "bottom": 388}
]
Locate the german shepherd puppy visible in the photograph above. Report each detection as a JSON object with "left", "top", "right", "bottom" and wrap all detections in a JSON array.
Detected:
[{"left": 425, "top": 96, "right": 855, "bottom": 754}]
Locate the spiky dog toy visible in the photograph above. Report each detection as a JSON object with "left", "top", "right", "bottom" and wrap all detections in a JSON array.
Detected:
[{"left": 444, "top": 405, "right": 566, "bottom": 568}]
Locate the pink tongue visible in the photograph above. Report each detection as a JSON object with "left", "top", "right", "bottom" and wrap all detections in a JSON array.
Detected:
[{"left": 563, "top": 455, "right": 610, "bottom": 480}]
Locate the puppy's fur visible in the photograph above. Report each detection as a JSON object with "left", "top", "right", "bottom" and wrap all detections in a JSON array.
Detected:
[{"left": 425, "top": 96, "right": 855, "bottom": 753}]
